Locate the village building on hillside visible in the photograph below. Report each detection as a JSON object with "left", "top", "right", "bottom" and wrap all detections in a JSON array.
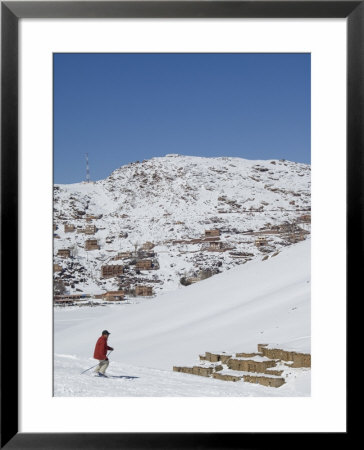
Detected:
[
  {"left": 85, "top": 214, "right": 103, "bottom": 222},
  {"left": 278, "top": 223, "right": 294, "bottom": 233},
  {"left": 286, "top": 232, "right": 306, "bottom": 244},
  {"left": 207, "top": 241, "right": 225, "bottom": 251},
  {"left": 64, "top": 223, "right": 75, "bottom": 233},
  {"left": 84, "top": 224, "right": 97, "bottom": 235},
  {"left": 183, "top": 276, "right": 201, "bottom": 285},
  {"left": 255, "top": 237, "right": 268, "bottom": 247},
  {"left": 53, "top": 263, "right": 62, "bottom": 272},
  {"left": 201, "top": 240, "right": 234, "bottom": 252},
  {"left": 135, "top": 259, "right": 153, "bottom": 270},
  {"left": 142, "top": 241, "right": 155, "bottom": 250},
  {"left": 103, "top": 290, "right": 125, "bottom": 301},
  {"left": 54, "top": 293, "right": 90, "bottom": 304},
  {"left": 101, "top": 264, "right": 124, "bottom": 278},
  {"left": 53, "top": 264, "right": 62, "bottom": 273},
  {"left": 137, "top": 249, "right": 156, "bottom": 259},
  {"left": 113, "top": 251, "right": 132, "bottom": 260},
  {"left": 85, "top": 239, "right": 100, "bottom": 251},
  {"left": 57, "top": 249, "right": 71, "bottom": 258},
  {"left": 77, "top": 224, "right": 97, "bottom": 234},
  {"left": 205, "top": 229, "right": 220, "bottom": 238},
  {"left": 298, "top": 214, "right": 311, "bottom": 223},
  {"left": 135, "top": 285, "right": 153, "bottom": 296}
]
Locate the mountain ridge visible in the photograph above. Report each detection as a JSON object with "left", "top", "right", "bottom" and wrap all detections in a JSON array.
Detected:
[{"left": 53, "top": 154, "right": 311, "bottom": 297}]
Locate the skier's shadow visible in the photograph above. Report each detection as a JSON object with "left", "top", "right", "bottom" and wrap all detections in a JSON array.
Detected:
[{"left": 109, "top": 375, "right": 139, "bottom": 380}]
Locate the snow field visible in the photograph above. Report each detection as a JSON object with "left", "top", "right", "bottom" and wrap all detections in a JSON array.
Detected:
[{"left": 54, "top": 239, "right": 310, "bottom": 396}]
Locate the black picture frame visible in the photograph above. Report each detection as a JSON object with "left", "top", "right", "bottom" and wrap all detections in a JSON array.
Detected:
[{"left": 1, "top": 1, "right": 356, "bottom": 448}]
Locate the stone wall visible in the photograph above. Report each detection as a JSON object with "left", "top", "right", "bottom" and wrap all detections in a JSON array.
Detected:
[
  {"left": 292, "top": 353, "right": 311, "bottom": 368},
  {"left": 227, "top": 358, "right": 276, "bottom": 373},
  {"left": 236, "top": 352, "right": 260, "bottom": 358},
  {"left": 203, "top": 352, "right": 232, "bottom": 364},
  {"left": 174, "top": 344, "right": 310, "bottom": 388},
  {"left": 243, "top": 374, "right": 285, "bottom": 388},
  {"left": 213, "top": 373, "right": 242, "bottom": 382},
  {"left": 173, "top": 366, "right": 194, "bottom": 375},
  {"left": 259, "top": 345, "right": 311, "bottom": 368},
  {"left": 173, "top": 366, "right": 216, "bottom": 377},
  {"left": 264, "top": 368, "right": 284, "bottom": 376}
]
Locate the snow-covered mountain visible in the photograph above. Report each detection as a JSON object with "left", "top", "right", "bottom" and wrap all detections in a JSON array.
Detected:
[{"left": 53, "top": 155, "right": 310, "bottom": 297}]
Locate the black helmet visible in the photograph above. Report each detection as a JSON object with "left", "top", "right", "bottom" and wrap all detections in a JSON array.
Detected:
[{"left": 102, "top": 330, "right": 110, "bottom": 335}]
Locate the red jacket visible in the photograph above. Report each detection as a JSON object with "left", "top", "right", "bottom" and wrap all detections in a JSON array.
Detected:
[{"left": 94, "top": 335, "right": 112, "bottom": 360}]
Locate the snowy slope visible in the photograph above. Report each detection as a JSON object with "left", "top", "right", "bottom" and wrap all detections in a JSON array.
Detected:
[
  {"left": 54, "top": 357, "right": 310, "bottom": 397},
  {"left": 53, "top": 155, "right": 310, "bottom": 295},
  {"left": 54, "top": 239, "right": 310, "bottom": 396}
]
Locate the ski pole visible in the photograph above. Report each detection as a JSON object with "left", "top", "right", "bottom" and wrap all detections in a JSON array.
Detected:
[{"left": 80, "top": 350, "right": 113, "bottom": 375}]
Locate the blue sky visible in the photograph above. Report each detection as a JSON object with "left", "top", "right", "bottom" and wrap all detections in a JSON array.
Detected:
[{"left": 54, "top": 53, "right": 310, "bottom": 184}]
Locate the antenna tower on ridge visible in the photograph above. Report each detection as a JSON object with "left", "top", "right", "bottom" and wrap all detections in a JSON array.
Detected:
[{"left": 85, "top": 153, "right": 90, "bottom": 183}]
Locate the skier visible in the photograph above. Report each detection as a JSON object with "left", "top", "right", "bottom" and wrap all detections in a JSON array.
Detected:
[{"left": 93, "top": 330, "right": 114, "bottom": 377}]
